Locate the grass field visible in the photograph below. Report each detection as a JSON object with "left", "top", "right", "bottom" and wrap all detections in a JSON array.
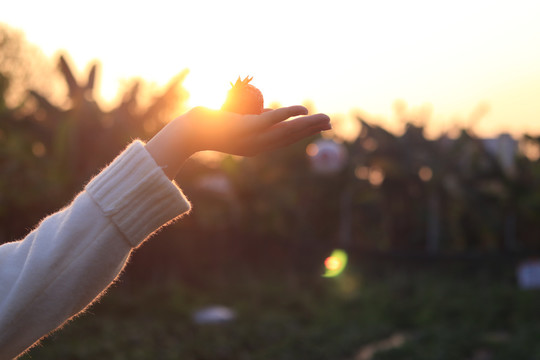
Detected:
[{"left": 21, "top": 258, "right": 540, "bottom": 360}]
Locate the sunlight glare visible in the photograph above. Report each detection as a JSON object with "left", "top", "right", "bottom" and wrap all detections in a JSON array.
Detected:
[{"left": 184, "top": 71, "right": 230, "bottom": 110}]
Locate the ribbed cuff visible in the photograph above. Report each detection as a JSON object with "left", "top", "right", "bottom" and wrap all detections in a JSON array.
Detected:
[{"left": 85, "top": 140, "right": 191, "bottom": 247}]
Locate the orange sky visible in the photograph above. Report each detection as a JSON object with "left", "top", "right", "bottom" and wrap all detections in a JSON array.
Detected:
[{"left": 3, "top": 0, "right": 540, "bottom": 139}]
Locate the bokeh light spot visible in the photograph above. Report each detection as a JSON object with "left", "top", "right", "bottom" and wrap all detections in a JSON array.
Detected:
[
  {"left": 418, "top": 166, "right": 433, "bottom": 182},
  {"left": 355, "top": 166, "right": 370, "bottom": 180},
  {"left": 323, "top": 249, "right": 348, "bottom": 278},
  {"left": 306, "top": 143, "right": 319, "bottom": 157},
  {"left": 325, "top": 256, "right": 342, "bottom": 271},
  {"left": 368, "top": 167, "right": 385, "bottom": 186},
  {"left": 362, "top": 137, "right": 378, "bottom": 151},
  {"left": 32, "top": 141, "right": 46, "bottom": 157}
]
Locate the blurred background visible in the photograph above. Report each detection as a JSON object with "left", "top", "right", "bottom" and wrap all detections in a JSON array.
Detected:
[{"left": 2, "top": 1, "right": 540, "bottom": 358}]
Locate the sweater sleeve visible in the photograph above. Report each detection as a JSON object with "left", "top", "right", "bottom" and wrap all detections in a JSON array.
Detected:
[{"left": 0, "top": 140, "right": 191, "bottom": 360}]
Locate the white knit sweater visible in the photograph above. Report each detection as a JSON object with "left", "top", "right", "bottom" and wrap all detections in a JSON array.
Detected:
[{"left": 0, "top": 141, "right": 191, "bottom": 359}]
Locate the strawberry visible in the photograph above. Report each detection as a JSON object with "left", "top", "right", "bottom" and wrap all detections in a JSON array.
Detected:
[{"left": 221, "top": 76, "right": 264, "bottom": 115}]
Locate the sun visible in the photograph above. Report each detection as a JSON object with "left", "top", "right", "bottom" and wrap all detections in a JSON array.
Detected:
[{"left": 183, "top": 72, "right": 230, "bottom": 110}]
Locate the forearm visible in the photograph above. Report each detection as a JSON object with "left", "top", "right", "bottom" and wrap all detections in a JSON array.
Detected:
[
  {"left": 0, "top": 141, "right": 191, "bottom": 359},
  {"left": 0, "top": 193, "right": 131, "bottom": 359}
]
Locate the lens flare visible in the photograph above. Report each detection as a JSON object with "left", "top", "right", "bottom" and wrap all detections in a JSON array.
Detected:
[
  {"left": 325, "top": 256, "right": 342, "bottom": 271},
  {"left": 323, "top": 249, "right": 348, "bottom": 278}
]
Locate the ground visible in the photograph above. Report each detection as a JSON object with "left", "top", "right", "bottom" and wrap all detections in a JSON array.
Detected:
[{"left": 21, "top": 259, "right": 540, "bottom": 360}]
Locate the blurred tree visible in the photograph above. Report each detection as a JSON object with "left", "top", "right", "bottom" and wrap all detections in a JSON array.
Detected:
[
  {"left": 0, "top": 24, "right": 64, "bottom": 108},
  {"left": 0, "top": 40, "right": 188, "bottom": 243}
]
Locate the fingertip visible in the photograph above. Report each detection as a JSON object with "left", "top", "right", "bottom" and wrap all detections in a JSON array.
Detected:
[
  {"left": 318, "top": 113, "right": 331, "bottom": 122},
  {"left": 313, "top": 118, "right": 332, "bottom": 132},
  {"left": 297, "top": 105, "right": 309, "bottom": 115},
  {"left": 312, "top": 113, "right": 331, "bottom": 125}
]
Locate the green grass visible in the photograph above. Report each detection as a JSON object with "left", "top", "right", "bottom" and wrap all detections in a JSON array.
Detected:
[{"left": 20, "top": 260, "right": 540, "bottom": 360}]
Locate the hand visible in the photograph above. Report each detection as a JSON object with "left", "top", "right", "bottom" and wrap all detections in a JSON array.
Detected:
[
  {"left": 182, "top": 105, "right": 331, "bottom": 156},
  {"left": 145, "top": 106, "right": 331, "bottom": 179}
]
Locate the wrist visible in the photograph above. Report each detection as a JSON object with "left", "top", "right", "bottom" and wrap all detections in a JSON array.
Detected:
[{"left": 145, "top": 114, "right": 195, "bottom": 180}]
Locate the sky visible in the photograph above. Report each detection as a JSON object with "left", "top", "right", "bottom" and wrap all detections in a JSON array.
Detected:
[{"left": 3, "top": 0, "right": 540, "bottom": 138}]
